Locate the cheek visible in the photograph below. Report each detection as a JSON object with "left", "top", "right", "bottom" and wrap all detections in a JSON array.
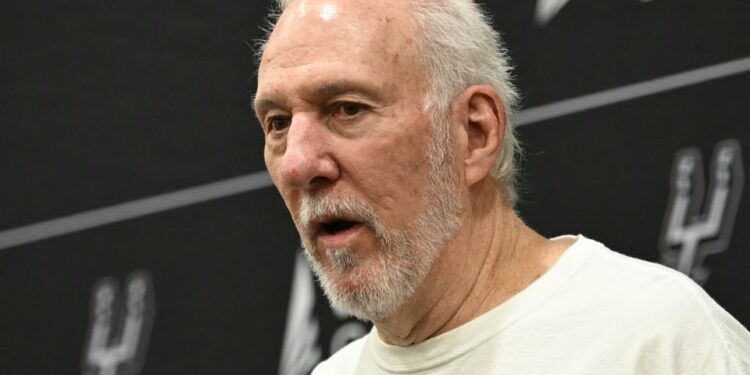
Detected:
[
  {"left": 263, "top": 145, "right": 274, "bottom": 172},
  {"left": 278, "top": 187, "right": 300, "bottom": 223},
  {"left": 382, "top": 123, "right": 431, "bottom": 179},
  {"left": 264, "top": 145, "right": 286, "bottom": 185},
  {"left": 263, "top": 135, "right": 287, "bottom": 165},
  {"left": 264, "top": 148, "right": 298, "bottom": 216},
  {"left": 350, "top": 122, "right": 432, "bottom": 211}
]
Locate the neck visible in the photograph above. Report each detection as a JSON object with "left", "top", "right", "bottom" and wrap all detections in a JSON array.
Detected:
[{"left": 373, "top": 180, "right": 570, "bottom": 346}]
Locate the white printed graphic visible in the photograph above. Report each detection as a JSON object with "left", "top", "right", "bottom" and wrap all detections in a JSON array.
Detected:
[
  {"left": 660, "top": 140, "right": 744, "bottom": 284},
  {"left": 279, "top": 253, "right": 322, "bottom": 375},
  {"left": 535, "top": 0, "right": 571, "bottom": 26},
  {"left": 278, "top": 252, "right": 368, "bottom": 375},
  {"left": 535, "top": 0, "right": 658, "bottom": 26},
  {"left": 329, "top": 311, "right": 367, "bottom": 356},
  {"left": 83, "top": 271, "right": 155, "bottom": 375}
]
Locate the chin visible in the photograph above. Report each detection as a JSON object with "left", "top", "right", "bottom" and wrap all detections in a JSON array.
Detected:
[{"left": 318, "top": 259, "right": 409, "bottom": 322}]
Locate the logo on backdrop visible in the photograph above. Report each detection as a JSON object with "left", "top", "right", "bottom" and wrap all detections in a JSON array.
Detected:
[
  {"left": 660, "top": 139, "right": 744, "bottom": 285},
  {"left": 535, "top": 0, "right": 656, "bottom": 26},
  {"left": 278, "top": 252, "right": 368, "bottom": 375},
  {"left": 535, "top": 0, "right": 571, "bottom": 26},
  {"left": 82, "top": 270, "right": 155, "bottom": 375}
]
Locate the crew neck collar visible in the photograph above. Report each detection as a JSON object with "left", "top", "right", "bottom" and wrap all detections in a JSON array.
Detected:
[{"left": 367, "top": 234, "right": 596, "bottom": 372}]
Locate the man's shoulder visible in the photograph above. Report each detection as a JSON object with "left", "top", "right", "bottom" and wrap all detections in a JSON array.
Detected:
[
  {"left": 577, "top": 237, "right": 704, "bottom": 296},
  {"left": 571, "top": 237, "right": 750, "bottom": 370},
  {"left": 578, "top": 237, "right": 718, "bottom": 314},
  {"left": 311, "top": 334, "right": 369, "bottom": 375}
]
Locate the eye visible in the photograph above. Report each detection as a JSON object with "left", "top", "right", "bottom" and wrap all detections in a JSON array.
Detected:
[
  {"left": 267, "top": 115, "right": 291, "bottom": 132},
  {"left": 334, "top": 102, "right": 366, "bottom": 118}
]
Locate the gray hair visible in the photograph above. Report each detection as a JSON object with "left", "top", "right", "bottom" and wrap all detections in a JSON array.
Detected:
[{"left": 259, "top": 0, "right": 521, "bottom": 205}]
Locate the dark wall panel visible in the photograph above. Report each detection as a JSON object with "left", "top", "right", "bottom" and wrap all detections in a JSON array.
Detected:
[{"left": 1, "top": 1, "right": 748, "bottom": 374}]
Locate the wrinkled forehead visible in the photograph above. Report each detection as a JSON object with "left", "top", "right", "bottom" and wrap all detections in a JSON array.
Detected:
[{"left": 260, "top": 0, "right": 422, "bottom": 74}]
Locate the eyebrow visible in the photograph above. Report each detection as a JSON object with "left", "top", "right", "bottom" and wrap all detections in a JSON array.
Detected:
[
  {"left": 313, "top": 80, "right": 383, "bottom": 101},
  {"left": 252, "top": 96, "right": 278, "bottom": 120},
  {"left": 253, "top": 79, "right": 384, "bottom": 118}
]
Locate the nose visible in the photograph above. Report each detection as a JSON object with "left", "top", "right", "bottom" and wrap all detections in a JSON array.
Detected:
[{"left": 278, "top": 114, "right": 339, "bottom": 190}]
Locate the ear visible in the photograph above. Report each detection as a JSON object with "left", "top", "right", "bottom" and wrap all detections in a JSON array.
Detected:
[{"left": 453, "top": 85, "right": 506, "bottom": 187}]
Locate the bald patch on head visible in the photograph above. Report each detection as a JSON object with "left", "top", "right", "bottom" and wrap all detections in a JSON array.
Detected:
[{"left": 262, "top": 0, "right": 421, "bottom": 66}]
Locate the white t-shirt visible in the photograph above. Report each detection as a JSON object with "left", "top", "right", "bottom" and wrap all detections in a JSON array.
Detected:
[{"left": 313, "top": 235, "right": 750, "bottom": 374}]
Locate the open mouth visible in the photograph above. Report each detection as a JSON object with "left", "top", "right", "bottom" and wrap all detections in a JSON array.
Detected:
[
  {"left": 320, "top": 219, "right": 359, "bottom": 235},
  {"left": 312, "top": 216, "right": 364, "bottom": 248}
]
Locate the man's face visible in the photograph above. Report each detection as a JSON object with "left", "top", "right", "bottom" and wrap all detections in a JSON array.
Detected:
[{"left": 255, "top": 0, "right": 461, "bottom": 320}]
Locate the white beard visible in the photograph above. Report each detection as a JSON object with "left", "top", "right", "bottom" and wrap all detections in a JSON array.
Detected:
[{"left": 296, "top": 119, "right": 462, "bottom": 321}]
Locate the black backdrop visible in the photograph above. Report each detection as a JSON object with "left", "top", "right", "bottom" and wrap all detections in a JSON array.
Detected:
[{"left": 1, "top": 1, "right": 748, "bottom": 374}]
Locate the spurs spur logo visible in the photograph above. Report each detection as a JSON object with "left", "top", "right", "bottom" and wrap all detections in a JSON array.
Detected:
[
  {"left": 535, "top": 0, "right": 571, "bottom": 26},
  {"left": 660, "top": 139, "right": 744, "bottom": 285},
  {"left": 535, "top": 0, "right": 657, "bottom": 26},
  {"left": 278, "top": 252, "right": 367, "bottom": 375},
  {"left": 82, "top": 270, "right": 155, "bottom": 375}
]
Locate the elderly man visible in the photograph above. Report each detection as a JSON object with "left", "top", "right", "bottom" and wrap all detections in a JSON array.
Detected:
[{"left": 254, "top": 0, "right": 750, "bottom": 373}]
